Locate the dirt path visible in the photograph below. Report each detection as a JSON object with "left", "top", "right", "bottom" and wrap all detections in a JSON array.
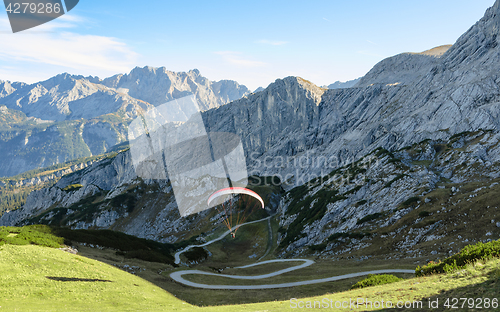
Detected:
[
  {"left": 257, "top": 217, "right": 273, "bottom": 261},
  {"left": 173, "top": 215, "right": 274, "bottom": 265},
  {"left": 170, "top": 264, "right": 414, "bottom": 290},
  {"left": 171, "top": 216, "right": 414, "bottom": 289}
]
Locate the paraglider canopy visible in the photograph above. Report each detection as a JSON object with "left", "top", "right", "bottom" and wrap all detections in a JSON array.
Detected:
[
  {"left": 208, "top": 187, "right": 264, "bottom": 209},
  {"left": 207, "top": 187, "right": 265, "bottom": 237}
]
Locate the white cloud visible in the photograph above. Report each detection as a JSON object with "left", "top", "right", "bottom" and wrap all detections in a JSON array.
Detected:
[
  {"left": 0, "top": 16, "right": 138, "bottom": 82},
  {"left": 214, "top": 51, "right": 266, "bottom": 68},
  {"left": 256, "top": 39, "right": 288, "bottom": 46}
]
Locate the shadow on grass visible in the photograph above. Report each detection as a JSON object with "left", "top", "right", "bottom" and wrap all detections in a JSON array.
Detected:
[
  {"left": 376, "top": 272, "right": 500, "bottom": 311},
  {"left": 46, "top": 276, "right": 113, "bottom": 282}
]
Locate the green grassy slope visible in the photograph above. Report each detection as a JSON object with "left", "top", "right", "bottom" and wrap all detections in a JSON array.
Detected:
[
  {"left": 2, "top": 243, "right": 499, "bottom": 311},
  {"left": 0, "top": 244, "right": 192, "bottom": 312},
  {"left": 236, "top": 258, "right": 500, "bottom": 311},
  {"left": 0, "top": 225, "right": 499, "bottom": 311},
  {"left": 3, "top": 245, "right": 497, "bottom": 312}
]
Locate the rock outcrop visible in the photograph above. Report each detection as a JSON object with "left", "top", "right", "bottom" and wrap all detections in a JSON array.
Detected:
[
  {"left": 0, "top": 81, "right": 25, "bottom": 98},
  {"left": 276, "top": 130, "right": 500, "bottom": 258}
]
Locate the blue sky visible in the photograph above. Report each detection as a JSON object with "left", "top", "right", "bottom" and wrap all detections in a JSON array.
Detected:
[{"left": 0, "top": 0, "right": 495, "bottom": 90}]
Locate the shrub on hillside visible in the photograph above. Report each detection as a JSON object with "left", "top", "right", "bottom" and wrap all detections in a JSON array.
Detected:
[
  {"left": 401, "top": 196, "right": 419, "bottom": 207},
  {"left": 327, "top": 232, "right": 370, "bottom": 241},
  {"left": 355, "top": 200, "right": 367, "bottom": 207},
  {"left": 384, "top": 174, "right": 406, "bottom": 188},
  {"left": 356, "top": 213, "right": 382, "bottom": 225},
  {"left": 118, "top": 249, "right": 173, "bottom": 263},
  {"left": 328, "top": 232, "right": 347, "bottom": 241},
  {"left": 0, "top": 225, "right": 64, "bottom": 248},
  {"left": 62, "top": 184, "right": 83, "bottom": 192},
  {"left": 308, "top": 243, "right": 327, "bottom": 252},
  {"left": 416, "top": 239, "right": 500, "bottom": 276},
  {"left": 418, "top": 210, "right": 430, "bottom": 218},
  {"left": 53, "top": 227, "right": 177, "bottom": 265},
  {"left": 183, "top": 247, "right": 208, "bottom": 262},
  {"left": 351, "top": 274, "right": 402, "bottom": 289}
]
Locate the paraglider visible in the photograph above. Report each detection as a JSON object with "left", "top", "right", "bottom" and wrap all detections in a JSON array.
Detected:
[{"left": 207, "top": 187, "right": 265, "bottom": 238}]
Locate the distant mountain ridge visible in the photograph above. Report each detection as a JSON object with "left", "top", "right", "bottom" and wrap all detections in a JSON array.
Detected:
[
  {"left": 0, "top": 67, "right": 250, "bottom": 177},
  {"left": 324, "top": 78, "right": 360, "bottom": 89},
  {"left": 101, "top": 67, "right": 249, "bottom": 111},
  {"left": 0, "top": 67, "right": 250, "bottom": 121},
  {"left": 0, "top": 81, "right": 26, "bottom": 98}
]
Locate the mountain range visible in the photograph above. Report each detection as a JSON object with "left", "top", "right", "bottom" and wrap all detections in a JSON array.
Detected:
[
  {"left": 323, "top": 77, "right": 360, "bottom": 89},
  {"left": 2, "top": 0, "right": 500, "bottom": 259},
  {"left": 0, "top": 67, "right": 250, "bottom": 177}
]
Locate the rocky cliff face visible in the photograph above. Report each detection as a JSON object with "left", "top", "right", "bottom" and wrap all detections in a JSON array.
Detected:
[
  {"left": 203, "top": 77, "right": 325, "bottom": 158},
  {"left": 4, "top": 160, "right": 97, "bottom": 188},
  {"left": 0, "top": 152, "right": 138, "bottom": 230},
  {"left": 276, "top": 130, "right": 500, "bottom": 259}
]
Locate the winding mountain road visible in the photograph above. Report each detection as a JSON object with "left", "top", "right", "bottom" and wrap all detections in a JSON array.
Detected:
[
  {"left": 170, "top": 216, "right": 414, "bottom": 290},
  {"left": 173, "top": 215, "right": 274, "bottom": 265}
]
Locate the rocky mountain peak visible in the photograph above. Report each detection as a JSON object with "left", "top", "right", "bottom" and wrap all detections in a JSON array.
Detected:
[
  {"left": 0, "top": 80, "right": 22, "bottom": 98},
  {"left": 261, "top": 76, "right": 325, "bottom": 105},
  {"left": 296, "top": 77, "right": 326, "bottom": 102},
  {"left": 0, "top": 67, "right": 249, "bottom": 121},
  {"left": 325, "top": 78, "right": 361, "bottom": 90},
  {"left": 357, "top": 1, "right": 500, "bottom": 88},
  {"left": 42, "top": 73, "right": 101, "bottom": 86},
  {"left": 0, "top": 67, "right": 251, "bottom": 176},
  {"left": 251, "top": 76, "right": 326, "bottom": 109},
  {"left": 41, "top": 72, "right": 78, "bottom": 90},
  {"left": 440, "top": 0, "right": 500, "bottom": 74},
  {"left": 100, "top": 66, "right": 249, "bottom": 110},
  {"left": 412, "top": 45, "right": 452, "bottom": 58},
  {"left": 189, "top": 68, "right": 200, "bottom": 76},
  {"left": 128, "top": 65, "right": 163, "bottom": 76},
  {"left": 202, "top": 76, "right": 326, "bottom": 165},
  {"left": 355, "top": 47, "right": 443, "bottom": 87}
]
